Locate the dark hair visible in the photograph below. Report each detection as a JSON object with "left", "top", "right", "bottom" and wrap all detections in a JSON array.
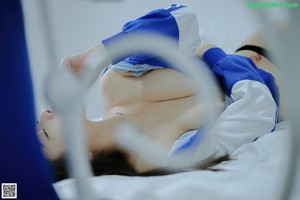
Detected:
[
  {"left": 50, "top": 149, "right": 136, "bottom": 181},
  {"left": 50, "top": 149, "right": 230, "bottom": 182}
]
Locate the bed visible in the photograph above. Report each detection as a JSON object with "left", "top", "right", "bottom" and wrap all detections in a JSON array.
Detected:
[{"left": 53, "top": 121, "right": 290, "bottom": 200}]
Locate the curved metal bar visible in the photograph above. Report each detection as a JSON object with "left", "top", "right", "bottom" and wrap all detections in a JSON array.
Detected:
[
  {"left": 284, "top": 8, "right": 300, "bottom": 200},
  {"left": 45, "top": 66, "right": 96, "bottom": 200},
  {"left": 252, "top": 8, "right": 300, "bottom": 200}
]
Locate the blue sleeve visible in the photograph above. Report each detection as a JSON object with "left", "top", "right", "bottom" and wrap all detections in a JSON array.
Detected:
[
  {"left": 203, "top": 47, "right": 279, "bottom": 106},
  {"left": 102, "top": 4, "right": 185, "bottom": 65},
  {"left": 202, "top": 47, "right": 227, "bottom": 67}
]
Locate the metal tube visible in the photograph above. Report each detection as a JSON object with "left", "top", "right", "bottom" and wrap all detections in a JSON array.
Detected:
[{"left": 253, "top": 6, "right": 300, "bottom": 200}]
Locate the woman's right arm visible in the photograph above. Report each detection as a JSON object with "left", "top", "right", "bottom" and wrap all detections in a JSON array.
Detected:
[{"left": 61, "top": 43, "right": 112, "bottom": 89}]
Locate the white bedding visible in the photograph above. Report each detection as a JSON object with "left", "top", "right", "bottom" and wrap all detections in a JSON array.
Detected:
[{"left": 54, "top": 121, "right": 290, "bottom": 200}]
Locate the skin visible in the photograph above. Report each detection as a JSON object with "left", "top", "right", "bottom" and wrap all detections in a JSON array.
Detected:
[
  {"left": 37, "top": 59, "right": 224, "bottom": 172},
  {"left": 195, "top": 25, "right": 285, "bottom": 121},
  {"left": 37, "top": 27, "right": 283, "bottom": 172}
]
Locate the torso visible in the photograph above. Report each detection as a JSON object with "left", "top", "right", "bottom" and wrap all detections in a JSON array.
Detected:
[
  {"left": 99, "top": 68, "right": 224, "bottom": 171},
  {"left": 99, "top": 68, "right": 223, "bottom": 148}
]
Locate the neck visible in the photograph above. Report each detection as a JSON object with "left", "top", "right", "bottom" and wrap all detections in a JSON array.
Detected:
[
  {"left": 82, "top": 118, "right": 101, "bottom": 152},
  {"left": 79, "top": 104, "right": 104, "bottom": 151},
  {"left": 82, "top": 116, "right": 126, "bottom": 152}
]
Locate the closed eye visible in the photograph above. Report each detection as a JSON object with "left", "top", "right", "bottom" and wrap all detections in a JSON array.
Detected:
[
  {"left": 36, "top": 121, "right": 39, "bottom": 130},
  {"left": 43, "top": 129, "right": 49, "bottom": 139}
]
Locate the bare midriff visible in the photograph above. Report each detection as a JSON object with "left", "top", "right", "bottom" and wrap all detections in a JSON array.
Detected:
[
  {"left": 99, "top": 68, "right": 223, "bottom": 149},
  {"left": 98, "top": 68, "right": 224, "bottom": 171}
]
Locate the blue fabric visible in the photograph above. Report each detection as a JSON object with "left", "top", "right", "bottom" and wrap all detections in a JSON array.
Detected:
[
  {"left": 203, "top": 48, "right": 280, "bottom": 106},
  {"left": 173, "top": 128, "right": 205, "bottom": 153},
  {"left": 102, "top": 4, "right": 185, "bottom": 68},
  {"left": 110, "top": 61, "right": 164, "bottom": 76},
  {"left": 255, "top": 67, "right": 280, "bottom": 106},
  {"left": 0, "top": 1, "right": 59, "bottom": 199},
  {"left": 202, "top": 47, "right": 227, "bottom": 67}
]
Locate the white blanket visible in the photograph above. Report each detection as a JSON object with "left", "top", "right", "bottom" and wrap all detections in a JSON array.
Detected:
[{"left": 54, "top": 121, "right": 290, "bottom": 200}]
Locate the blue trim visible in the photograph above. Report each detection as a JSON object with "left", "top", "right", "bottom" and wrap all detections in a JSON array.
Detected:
[
  {"left": 166, "top": 4, "right": 186, "bottom": 12},
  {"left": 174, "top": 128, "right": 205, "bottom": 153},
  {"left": 102, "top": 5, "right": 185, "bottom": 69},
  {"left": 271, "top": 106, "right": 279, "bottom": 132}
]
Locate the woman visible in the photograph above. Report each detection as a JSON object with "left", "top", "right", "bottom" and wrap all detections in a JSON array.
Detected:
[{"left": 36, "top": 5, "right": 280, "bottom": 181}]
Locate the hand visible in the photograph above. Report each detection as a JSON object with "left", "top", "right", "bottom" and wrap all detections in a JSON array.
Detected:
[
  {"left": 60, "top": 43, "right": 112, "bottom": 89},
  {"left": 61, "top": 49, "right": 90, "bottom": 76},
  {"left": 61, "top": 43, "right": 111, "bottom": 76}
]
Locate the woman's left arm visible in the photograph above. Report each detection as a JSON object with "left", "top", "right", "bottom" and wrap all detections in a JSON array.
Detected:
[{"left": 194, "top": 47, "right": 278, "bottom": 159}]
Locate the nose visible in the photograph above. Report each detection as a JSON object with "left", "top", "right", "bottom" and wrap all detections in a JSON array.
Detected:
[{"left": 40, "top": 109, "right": 54, "bottom": 121}]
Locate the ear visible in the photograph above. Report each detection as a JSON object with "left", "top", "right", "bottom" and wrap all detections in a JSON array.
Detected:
[{"left": 88, "top": 152, "right": 94, "bottom": 160}]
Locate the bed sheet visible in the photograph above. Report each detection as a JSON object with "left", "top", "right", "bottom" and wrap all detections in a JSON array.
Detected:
[{"left": 54, "top": 121, "right": 290, "bottom": 200}]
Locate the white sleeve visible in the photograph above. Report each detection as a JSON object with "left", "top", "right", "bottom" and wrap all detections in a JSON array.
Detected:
[{"left": 195, "top": 80, "right": 278, "bottom": 159}]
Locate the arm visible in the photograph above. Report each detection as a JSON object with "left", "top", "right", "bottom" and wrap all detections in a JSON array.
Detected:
[
  {"left": 61, "top": 43, "right": 112, "bottom": 89},
  {"left": 195, "top": 47, "right": 278, "bottom": 159},
  {"left": 62, "top": 4, "right": 200, "bottom": 87}
]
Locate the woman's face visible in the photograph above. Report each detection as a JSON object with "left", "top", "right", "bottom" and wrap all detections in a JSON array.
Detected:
[{"left": 37, "top": 109, "right": 65, "bottom": 160}]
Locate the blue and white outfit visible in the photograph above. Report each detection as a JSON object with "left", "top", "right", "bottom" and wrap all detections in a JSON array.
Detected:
[
  {"left": 169, "top": 47, "right": 279, "bottom": 162},
  {"left": 102, "top": 4, "right": 201, "bottom": 76},
  {"left": 101, "top": 5, "right": 279, "bottom": 162}
]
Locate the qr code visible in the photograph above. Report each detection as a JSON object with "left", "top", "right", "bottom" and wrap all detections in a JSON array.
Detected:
[{"left": 1, "top": 183, "right": 17, "bottom": 199}]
